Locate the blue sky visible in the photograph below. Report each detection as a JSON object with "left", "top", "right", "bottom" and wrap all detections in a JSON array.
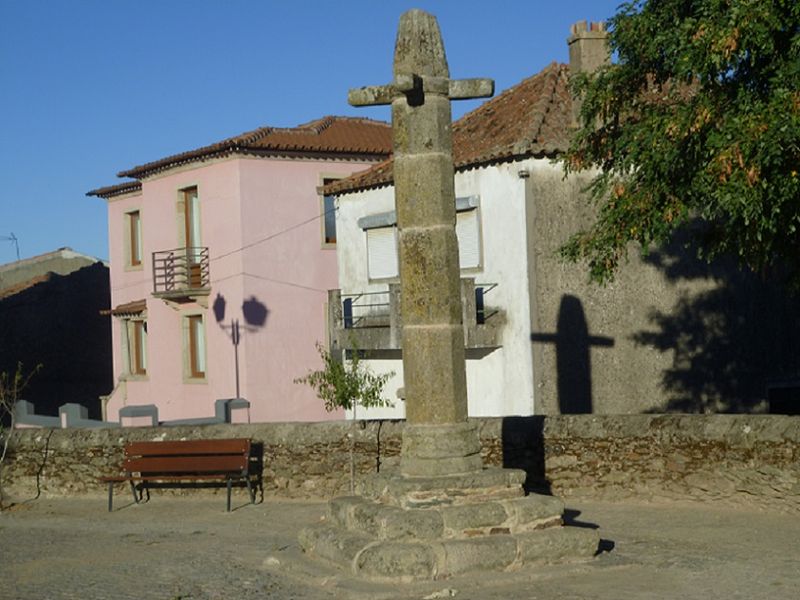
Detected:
[{"left": 0, "top": 0, "right": 620, "bottom": 264}]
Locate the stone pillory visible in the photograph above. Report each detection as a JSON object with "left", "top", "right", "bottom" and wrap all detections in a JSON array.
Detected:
[
  {"left": 299, "top": 11, "right": 600, "bottom": 580},
  {"left": 349, "top": 9, "right": 493, "bottom": 478}
]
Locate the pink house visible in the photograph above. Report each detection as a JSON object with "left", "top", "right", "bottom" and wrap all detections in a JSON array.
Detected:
[{"left": 89, "top": 117, "right": 391, "bottom": 424}]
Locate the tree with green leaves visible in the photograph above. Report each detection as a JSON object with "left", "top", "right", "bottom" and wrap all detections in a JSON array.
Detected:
[
  {"left": 295, "top": 342, "right": 394, "bottom": 492},
  {"left": 563, "top": 0, "right": 800, "bottom": 285}
]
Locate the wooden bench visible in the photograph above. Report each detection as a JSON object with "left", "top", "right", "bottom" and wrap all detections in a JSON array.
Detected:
[{"left": 99, "top": 438, "right": 262, "bottom": 512}]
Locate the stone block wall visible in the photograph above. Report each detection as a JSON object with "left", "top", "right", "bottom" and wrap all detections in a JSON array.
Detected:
[
  {"left": 4, "top": 415, "right": 798, "bottom": 512},
  {"left": 484, "top": 415, "right": 799, "bottom": 512}
]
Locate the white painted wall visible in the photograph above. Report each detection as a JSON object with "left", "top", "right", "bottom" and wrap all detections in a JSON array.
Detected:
[{"left": 336, "top": 158, "right": 551, "bottom": 419}]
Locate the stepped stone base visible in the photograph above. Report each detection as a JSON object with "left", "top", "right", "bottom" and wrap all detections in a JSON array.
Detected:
[
  {"left": 359, "top": 465, "right": 528, "bottom": 508},
  {"left": 299, "top": 467, "right": 599, "bottom": 581}
]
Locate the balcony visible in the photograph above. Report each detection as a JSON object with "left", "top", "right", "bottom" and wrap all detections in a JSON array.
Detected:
[
  {"left": 328, "top": 278, "right": 504, "bottom": 355},
  {"left": 152, "top": 247, "right": 210, "bottom": 303}
]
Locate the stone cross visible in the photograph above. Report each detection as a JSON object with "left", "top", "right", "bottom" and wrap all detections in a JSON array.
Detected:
[{"left": 349, "top": 10, "right": 493, "bottom": 478}]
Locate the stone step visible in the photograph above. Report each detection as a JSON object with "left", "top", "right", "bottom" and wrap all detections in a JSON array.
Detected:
[
  {"left": 299, "top": 522, "right": 599, "bottom": 582},
  {"left": 297, "top": 524, "right": 374, "bottom": 570},
  {"left": 358, "top": 466, "right": 528, "bottom": 508},
  {"left": 328, "top": 493, "right": 565, "bottom": 541}
]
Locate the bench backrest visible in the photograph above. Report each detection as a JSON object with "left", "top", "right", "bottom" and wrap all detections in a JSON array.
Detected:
[{"left": 122, "top": 438, "right": 252, "bottom": 476}]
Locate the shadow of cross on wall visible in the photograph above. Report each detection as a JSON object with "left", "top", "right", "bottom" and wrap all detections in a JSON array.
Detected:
[{"left": 530, "top": 294, "right": 614, "bottom": 414}]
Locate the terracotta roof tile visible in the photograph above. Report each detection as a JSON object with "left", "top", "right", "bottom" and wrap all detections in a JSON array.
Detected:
[
  {"left": 117, "top": 116, "right": 391, "bottom": 180},
  {"left": 324, "top": 63, "right": 573, "bottom": 195},
  {"left": 86, "top": 180, "right": 142, "bottom": 199}
]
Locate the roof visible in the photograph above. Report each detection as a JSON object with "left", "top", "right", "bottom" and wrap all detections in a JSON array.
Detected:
[
  {"left": 0, "top": 248, "right": 105, "bottom": 291},
  {"left": 0, "top": 273, "right": 51, "bottom": 300},
  {"left": 0, "top": 248, "right": 107, "bottom": 302},
  {"left": 324, "top": 63, "right": 573, "bottom": 195},
  {"left": 101, "top": 298, "right": 147, "bottom": 316},
  {"left": 116, "top": 116, "right": 392, "bottom": 180},
  {"left": 86, "top": 180, "right": 142, "bottom": 200},
  {"left": 0, "top": 247, "right": 102, "bottom": 272}
]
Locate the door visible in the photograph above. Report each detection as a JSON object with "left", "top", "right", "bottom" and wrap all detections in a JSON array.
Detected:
[{"left": 182, "top": 187, "right": 202, "bottom": 287}]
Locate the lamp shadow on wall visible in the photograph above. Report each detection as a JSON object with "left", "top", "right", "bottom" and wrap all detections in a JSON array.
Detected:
[
  {"left": 212, "top": 293, "right": 270, "bottom": 398},
  {"left": 212, "top": 293, "right": 270, "bottom": 332},
  {"left": 633, "top": 227, "right": 800, "bottom": 413},
  {"left": 530, "top": 294, "right": 614, "bottom": 414}
]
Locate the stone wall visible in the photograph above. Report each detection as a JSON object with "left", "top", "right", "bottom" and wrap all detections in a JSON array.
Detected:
[
  {"left": 527, "top": 166, "right": 800, "bottom": 415},
  {"left": 4, "top": 415, "right": 798, "bottom": 512}
]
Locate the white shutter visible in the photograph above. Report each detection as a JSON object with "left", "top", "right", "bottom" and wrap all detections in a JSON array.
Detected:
[
  {"left": 456, "top": 209, "right": 481, "bottom": 269},
  {"left": 367, "top": 227, "right": 398, "bottom": 279}
]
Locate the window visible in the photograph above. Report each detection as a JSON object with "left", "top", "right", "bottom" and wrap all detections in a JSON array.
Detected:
[
  {"left": 181, "top": 186, "right": 201, "bottom": 250},
  {"left": 367, "top": 226, "right": 399, "bottom": 280},
  {"left": 322, "top": 178, "right": 337, "bottom": 245},
  {"left": 124, "top": 319, "right": 147, "bottom": 376},
  {"left": 361, "top": 196, "right": 482, "bottom": 279},
  {"left": 456, "top": 209, "right": 481, "bottom": 269},
  {"left": 186, "top": 314, "right": 206, "bottom": 379},
  {"left": 126, "top": 210, "right": 142, "bottom": 268},
  {"left": 179, "top": 186, "right": 204, "bottom": 287}
]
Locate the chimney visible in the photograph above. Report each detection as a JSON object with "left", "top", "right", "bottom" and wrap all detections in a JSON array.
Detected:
[{"left": 568, "top": 21, "right": 609, "bottom": 126}]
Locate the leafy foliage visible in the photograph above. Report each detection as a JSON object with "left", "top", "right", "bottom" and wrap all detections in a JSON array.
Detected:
[
  {"left": 294, "top": 343, "right": 394, "bottom": 413},
  {"left": 295, "top": 343, "right": 393, "bottom": 492},
  {"left": 563, "top": 0, "right": 800, "bottom": 285}
]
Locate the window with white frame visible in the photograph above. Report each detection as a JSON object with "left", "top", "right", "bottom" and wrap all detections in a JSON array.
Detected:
[
  {"left": 360, "top": 195, "right": 481, "bottom": 279},
  {"left": 367, "top": 226, "right": 399, "bottom": 280},
  {"left": 456, "top": 208, "right": 481, "bottom": 269}
]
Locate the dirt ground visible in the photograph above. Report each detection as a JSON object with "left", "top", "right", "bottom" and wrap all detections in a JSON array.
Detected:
[{"left": 1, "top": 492, "right": 798, "bottom": 600}]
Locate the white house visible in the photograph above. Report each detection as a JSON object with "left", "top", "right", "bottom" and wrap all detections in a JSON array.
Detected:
[{"left": 325, "top": 18, "right": 600, "bottom": 419}]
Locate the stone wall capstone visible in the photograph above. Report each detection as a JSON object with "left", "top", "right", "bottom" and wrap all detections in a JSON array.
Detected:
[{"left": 3, "top": 415, "right": 798, "bottom": 512}]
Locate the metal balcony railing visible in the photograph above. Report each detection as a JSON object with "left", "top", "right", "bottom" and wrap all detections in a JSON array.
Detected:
[
  {"left": 330, "top": 279, "right": 503, "bottom": 352},
  {"left": 152, "top": 247, "right": 210, "bottom": 296},
  {"left": 341, "top": 291, "right": 391, "bottom": 329},
  {"left": 341, "top": 283, "right": 499, "bottom": 330},
  {"left": 475, "top": 283, "right": 499, "bottom": 324}
]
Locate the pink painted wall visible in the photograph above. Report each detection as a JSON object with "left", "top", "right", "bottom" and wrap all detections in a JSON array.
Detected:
[
  {"left": 237, "top": 158, "right": 373, "bottom": 422},
  {"left": 105, "top": 155, "right": 379, "bottom": 424},
  {"left": 106, "top": 159, "right": 244, "bottom": 422},
  {"left": 106, "top": 189, "right": 148, "bottom": 399}
]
